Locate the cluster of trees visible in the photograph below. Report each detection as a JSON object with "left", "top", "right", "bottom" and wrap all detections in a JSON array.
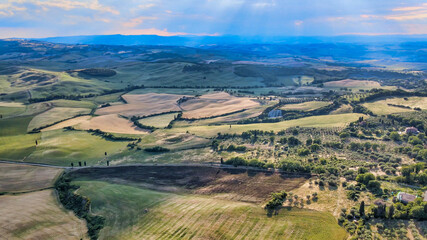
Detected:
[
  {"left": 279, "top": 160, "right": 311, "bottom": 173},
  {"left": 144, "top": 146, "right": 170, "bottom": 153},
  {"left": 55, "top": 176, "right": 105, "bottom": 240},
  {"left": 78, "top": 68, "right": 116, "bottom": 77},
  {"left": 372, "top": 199, "right": 427, "bottom": 220},
  {"left": 265, "top": 191, "right": 287, "bottom": 210},
  {"left": 223, "top": 156, "right": 274, "bottom": 169},
  {"left": 87, "top": 129, "right": 138, "bottom": 141},
  {"left": 396, "top": 163, "right": 427, "bottom": 185}
]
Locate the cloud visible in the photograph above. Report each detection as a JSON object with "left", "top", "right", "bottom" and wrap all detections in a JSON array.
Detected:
[
  {"left": 252, "top": 1, "right": 276, "bottom": 8},
  {"left": 385, "top": 3, "right": 427, "bottom": 20},
  {"left": 294, "top": 20, "right": 303, "bottom": 26},
  {"left": 0, "top": 3, "right": 26, "bottom": 16},
  {"left": 122, "top": 16, "right": 158, "bottom": 28},
  {"left": 138, "top": 4, "right": 156, "bottom": 9},
  {"left": 5, "top": 0, "right": 119, "bottom": 15}
]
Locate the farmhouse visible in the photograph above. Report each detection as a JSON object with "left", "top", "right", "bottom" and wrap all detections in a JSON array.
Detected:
[
  {"left": 405, "top": 127, "right": 419, "bottom": 135},
  {"left": 397, "top": 192, "right": 416, "bottom": 204}
]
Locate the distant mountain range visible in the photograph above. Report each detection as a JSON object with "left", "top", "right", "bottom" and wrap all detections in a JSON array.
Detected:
[{"left": 33, "top": 34, "right": 427, "bottom": 47}]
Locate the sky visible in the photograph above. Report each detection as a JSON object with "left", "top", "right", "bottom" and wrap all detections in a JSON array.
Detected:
[{"left": 0, "top": 0, "right": 426, "bottom": 38}]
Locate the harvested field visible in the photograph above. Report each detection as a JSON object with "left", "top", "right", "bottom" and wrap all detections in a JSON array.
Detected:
[
  {"left": 324, "top": 79, "right": 382, "bottom": 89},
  {"left": 95, "top": 93, "right": 183, "bottom": 117},
  {"left": 42, "top": 115, "right": 91, "bottom": 131},
  {"left": 75, "top": 180, "right": 347, "bottom": 240},
  {"left": 28, "top": 107, "right": 91, "bottom": 131},
  {"left": 181, "top": 92, "right": 259, "bottom": 119},
  {"left": 0, "top": 163, "right": 61, "bottom": 193},
  {"left": 0, "top": 190, "right": 87, "bottom": 240},
  {"left": 0, "top": 101, "right": 25, "bottom": 107},
  {"left": 280, "top": 101, "right": 331, "bottom": 111},
  {"left": 69, "top": 165, "right": 308, "bottom": 202},
  {"left": 75, "top": 114, "right": 148, "bottom": 134}
]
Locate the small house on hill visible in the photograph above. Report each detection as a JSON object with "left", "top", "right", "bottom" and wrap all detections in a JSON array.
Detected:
[
  {"left": 397, "top": 192, "right": 416, "bottom": 204},
  {"left": 405, "top": 127, "right": 419, "bottom": 135}
]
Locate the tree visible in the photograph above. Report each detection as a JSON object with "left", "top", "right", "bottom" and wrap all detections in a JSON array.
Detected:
[
  {"left": 390, "top": 131, "right": 400, "bottom": 141},
  {"left": 356, "top": 173, "right": 375, "bottom": 185},
  {"left": 359, "top": 201, "right": 365, "bottom": 216},
  {"left": 409, "top": 206, "right": 427, "bottom": 220},
  {"left": 388, "top": 205, "right": 394, "bottom": 219},
  {"left": 310, "top": 144, "right": 320, "bottom": 152},
  {"left": 409, "top": 136, "right": 422, "bottom": 146}
]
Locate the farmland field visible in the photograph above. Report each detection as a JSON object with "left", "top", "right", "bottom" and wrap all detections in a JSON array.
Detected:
[
  {"left": 138, "top": 112, "right": 178, "bottom": 128},
  {"left": 25, "top": 129, "right": 129, "bottom": 166},
  {"left": 0, "top": 162, "right": 87, "bottom": 239},
  {"left": 0, "top": 190, "right": 88, "bottom": 239},
  {"left": 74, "top": 179, "right": 347, "bottom": 240},
  {"left": 96, "top": 93, "right": 183, "bottom": 117},
  {"left": 0, "top": 163, "right": 61, "bottom": 193},
  {"left": 363, "top": 97, "right": 427, "bottom": 115},
  {"left": 180, "top": 92, "right": 260, "bottom": 119},
  {"left": 166, "top": 113, "right": 365, "bottom": 137},
  {"left": 280, "top": 101, "right": 331, "bottom": 111},
  {"left": 28, "top": 107, "right": 91, "bottom": 131}
]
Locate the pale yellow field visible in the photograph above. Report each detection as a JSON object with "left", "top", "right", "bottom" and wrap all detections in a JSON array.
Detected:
[
  {"left": 280, "top": 101, "right": 331, "bottom": 111},
  {"left": 44, "top": 114, "right": 148, "bottom": 134},
  {"left": 76, "top": 114, "right": 148, "bottom": 134},
  {"left": 28, "top": 107, "right": 91, "bottom": 131},
  {"left": 42, "top": 115, "right": 92, "bottom": 131},
  {"left": 0, "top": 102, "right": 25, "bottom": 107},
  {"left": 363, "top": 97, "right": 427, "bottom": 115},
  {"left": 0, "top": 163, "right": 62, "bottom": 193},
  {"left": 324, "top": 79, "right": 382, "bottom": 89},
  {"left": 181, "top": 92, "right": 260, "bottom": 118},
  {"left": 165, "top": 113, "right": 366, "bottom": 137},
  {"left": 95, "top": 93, "right": 183, "bottom": 117},
  {"left": 0, "top": 190, "right": 87, "bottom": 240}
]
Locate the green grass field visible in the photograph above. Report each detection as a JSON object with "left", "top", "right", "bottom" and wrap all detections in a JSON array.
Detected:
[
  {"left": 25, "top": 129, "right": 128, "bottom": 166},
  {"left": 0, "top": 106, "right": 26, "bottom": 118},
  {"left": 363, "top": 97, "right": 427, "bottom": 115},
  {"left": 166, "top": 113, "right": 365, "bottom": 137},
  {"left": 75, "top": 180, "right": 347, "bottom": 240},
  {"left": 280, "top": 101, "right": 332, "bottom": 111},
  {"left": 138, "top": 113, "right": 178, "bottom": 128},
  {"left": 0, "top": 116, "right": 41, "bottom": 160}
]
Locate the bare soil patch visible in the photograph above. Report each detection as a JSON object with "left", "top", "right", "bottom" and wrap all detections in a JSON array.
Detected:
[{"left": 69, "top": 165, "right": 308, "bottom": 203}]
